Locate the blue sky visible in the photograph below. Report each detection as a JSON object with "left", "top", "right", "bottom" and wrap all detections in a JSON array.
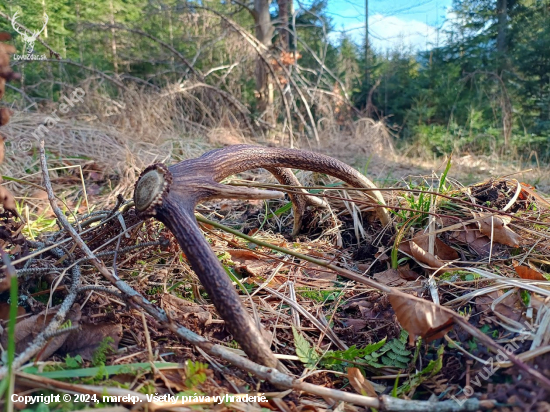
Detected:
[{"left": 299, "top": 0, "right": 453, "bottom": 51}]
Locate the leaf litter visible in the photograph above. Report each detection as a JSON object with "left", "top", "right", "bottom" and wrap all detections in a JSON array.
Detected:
[{"left": 0, "top": 159, "right": 550, "bottom": 411}]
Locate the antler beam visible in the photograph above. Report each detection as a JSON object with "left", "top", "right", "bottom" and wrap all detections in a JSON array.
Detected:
[{"left": 134, "top": 145, "right": 389, "bottom": 367}]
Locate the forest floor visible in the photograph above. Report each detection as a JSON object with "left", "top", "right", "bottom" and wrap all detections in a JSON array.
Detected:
[{"left": 1, "top": 113, "right": 550, "bottom": 412}]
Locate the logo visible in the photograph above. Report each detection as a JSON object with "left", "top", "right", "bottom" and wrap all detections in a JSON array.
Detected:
[{"left": 11, "top": 11, "right": 48, "bottom": 60}]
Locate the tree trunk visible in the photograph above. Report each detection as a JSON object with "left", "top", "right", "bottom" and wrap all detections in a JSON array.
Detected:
[
  {"left": 496, "top": 0, "right": 507, "bottom": 53},
  {"left": 277, "top": 0, "right": 289, "bottom": 50},
  {"left": 253, "top": 0, "right": 274, "bottom": 116}
]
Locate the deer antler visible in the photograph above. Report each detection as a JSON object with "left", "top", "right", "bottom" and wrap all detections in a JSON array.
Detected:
[{"left": 134, "top": 145, "right": 389, "bottom": 367}]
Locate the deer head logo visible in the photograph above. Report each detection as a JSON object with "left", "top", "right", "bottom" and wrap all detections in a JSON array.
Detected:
[{"left": 11, "top": 12, "right": 48, "bottom": 55}]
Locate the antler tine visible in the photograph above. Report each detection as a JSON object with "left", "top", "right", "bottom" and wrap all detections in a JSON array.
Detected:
[
  {"left": 267, "top": 167, "right": 330, "bottom": 236},
  {"left": 133, "top": 145, "right": 390, "bottom": 368},
  {"left": 178, "top": 145, "right": 390, "bottom": 226}
]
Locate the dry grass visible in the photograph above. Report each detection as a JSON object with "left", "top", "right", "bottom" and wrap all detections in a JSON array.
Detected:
[{"left": 0, "top": 84, "right": 399, "bottom": 208}]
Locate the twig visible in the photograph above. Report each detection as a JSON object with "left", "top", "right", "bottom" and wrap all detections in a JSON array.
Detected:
[
  {"left": 43, "top": 59, "right": 127, "bottom": 90},
  {"left": 87, "top": 23, "right": 202, "bottom": 79},
  {"left": 4, "top": 83, "right": 34, "bottom": 104},
  {"left": 76, "top": 285, "right": 124, "bottom": 300}
]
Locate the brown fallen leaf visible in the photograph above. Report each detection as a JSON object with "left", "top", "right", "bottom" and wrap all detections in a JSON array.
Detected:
[
  {"left": 0, "top": 186, "right": 16, "bottom": 211},
  {"left": 519, "top": 183, "right": 550, "bottom": 209},
  {"left": 398, "top": 264, "right": 420, "bottom": 281},
  {"left": 347, "top": 367, "right": 377, "bottom": 397},
  {"left": 227, "top": 249, "right": 273, "bottom": 279},
  {"left": 512, "top": 260, "right": 547, "bottom": 281},
  {"left": 339, "top": 318, "right": 368, "bottom": 333},
  {"left": 409, "top": 241, "right": 451, "bottom": 272},
  {"left": 0, "top": 304, "right": 81, "bottom": 360},
  {"left": 450, "top": 223, "right": 493, "bottom": 256},
  {"left": 157, "top": 368, "right": 187, "bottom": 392},
  {"left": 412, "top": 236, "right": 460, "bottom": 261},
  {"left": 61, "top": 322, "right": 122, "bottom": 360},
  {"left": 373, "top": 268, "right": 422, "bottom": 289},
  {"left": 399, "top": 235, "right": 458, "bottom": 272},
  {"left": 299, "top": 261, "right": 337, "bottom": 287},
  {"left": 476, "top": 291, "right": 523, "bottom": 322},
  {"left": 0, "top": 107, "right": 12, "bottom": 126},
  {"left": 472, "top": 211, "right": 521, "bottom": 247},
  {"left": 0, "top": 302, "right": 25, "bottom": 321},
  {"left": 389, "top": 293, "right": 454, "bottom": 345},
  {"left": 450, "top": 224, "right": 480, "bottom": 244},
  {"left": 161, "top": 293, "right": 212, "bottom": 326}
]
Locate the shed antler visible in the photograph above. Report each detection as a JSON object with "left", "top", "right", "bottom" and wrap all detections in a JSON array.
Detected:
[{"left": 134, "top": 145, "right": 389, "bottom": 367}]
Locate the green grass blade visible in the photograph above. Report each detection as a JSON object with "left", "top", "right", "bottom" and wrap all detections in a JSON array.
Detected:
[
  {"left": 438, "top": 155, "right": 453, "bottom": 193},
  {"left": 22, "top": 362, "right": 179, "bottom": 379},
  {"left": 267, "top": 201, "right": 292, "bottom": 219},
  {"left": 0, "top": 249, "right": 19, "bottom": 412}
]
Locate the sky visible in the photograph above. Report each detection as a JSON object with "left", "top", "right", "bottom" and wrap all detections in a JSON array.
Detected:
[{"left": 302, "top": 0, "right": 453, "bottom": 52}]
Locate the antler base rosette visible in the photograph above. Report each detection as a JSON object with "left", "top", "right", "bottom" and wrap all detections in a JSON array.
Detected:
[{"left": 134, "top": 145, "right": 389, "bottom": 367}]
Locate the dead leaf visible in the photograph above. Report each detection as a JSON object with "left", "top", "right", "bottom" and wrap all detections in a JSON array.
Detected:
[
  {"left": 0, "top": 302, "right": 25, "bottom": 321},
  {"left": 227, "top": 249, "right": 272, "bottom": 278},
  {"left": 0, "top": 107, "right": 12, "bottom": 126},
  {"left": 347, "top": 367, "right": 377, "bottom": 397},
  {"left": 373, "top": 268, "right": 422, "bottom": 288},
  {"left": 342, "top": 300, "right": 377, "bottom": 318},
  {"left": 300, "top": 262, "right": 337, "bottom": 287},
  {"left": 157, "top": 368, "right": 187, "bottom": 392},
  {"left": 410, "top": 241, "right": 449, "bottom": 271},
  {"left": 0, "top": 186, "right": 16, "bottom": 211},
  {"left": 519, "top": 183, "right": 550, "bottom": 209},
  {"left": 61, "top": 322, "right": 122, "bottom": 360},
  {"left": 399, "top": 235, "right": 458, "bottom": 272},
  {"left": 473, "top": 212, "right": 521, "bottom": 247},
  {"left": 162, "top": 293, "right": 212, "bottom": 326},
  {"left": 450, "top": 224, "right": 480, "bottom": 244},
  {"left": 450, "top": 224, "right": 493, "bottom": 256},
  {"left": 356, "top": 263, "right": 370, "bottom": 272},
  {"left": 0, "top": 304, "right": 81, "bottom": 360},
  {"left": 398, "top": 264, "right": 420, "bottom": 281},
  {"left": 399, "top": 241, "right": 412, "bottom": 256},
  {"left": 389, "top": 293, "right": 454, "bottom": 344},
  {"left": 412, "top": 236, "right": 460, "bottom": 261},
  {"left": 476, "top": 291, "right": 523, "bottom": 321},
  {"left": 512, "top": 260, "right": 547, "bottom": 281},
  {"left": 339, "top": 318, "right": 367, "bottom": 333}
]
